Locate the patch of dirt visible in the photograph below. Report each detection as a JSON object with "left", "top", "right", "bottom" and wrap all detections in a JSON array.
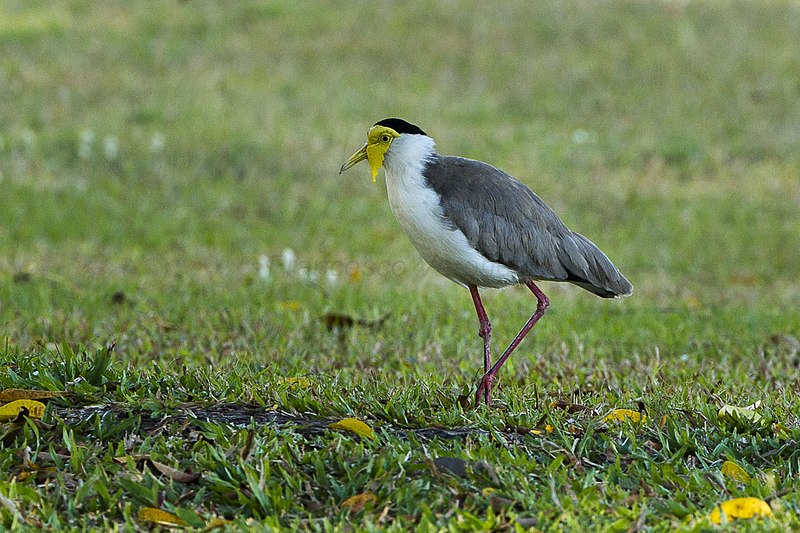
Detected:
[{"left": 53, "top": 403, "right": 509, "bottom": 441}]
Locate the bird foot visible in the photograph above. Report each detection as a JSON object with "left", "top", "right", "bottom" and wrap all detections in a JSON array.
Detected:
[{"left": 474, "top": 373, "right": 494, "bottom": 408}]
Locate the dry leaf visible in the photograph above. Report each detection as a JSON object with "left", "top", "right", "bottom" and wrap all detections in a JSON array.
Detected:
[
  {"left": 328, "top": 418, "right": 376, "bottom": 440},
  {"left": 433, "top": 456, "right": 469, "bottom": 478},
  {"left": 0, "top": 400, "right": 46, "bottom": 421},
  {"left": 721, "top": 460, "right": 751, "bottom": 483},
  {"left": 147, "top": 459, "right": 200, "bottom": 483},
  {"left": 137, "top": 507, "right": 188, "bottom": 527},
  {"left": 710, "top": 497, "right": 771, "bottom": 524},
  {"left": 240, "top": 430, "right": 255, "bottom": 462},
  {"left": 550, "top": 400, "right": 587, "bottom": 413},
  {"left": 341, "top": 492, "right": 376, "bottom": 513},
  {"left": 321, "top": 313, "right": 387, "bottom": 332},
  {"left": 489, "top": 494, "right": 515, "bottom": 513},
  {"left": 0, "top": 389, "right": 66, "bottom": 401},
  {"left": 603, "top": 409, "right": 646, "bottom": 424}
]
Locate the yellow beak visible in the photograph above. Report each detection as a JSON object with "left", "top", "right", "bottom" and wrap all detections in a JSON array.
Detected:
[
  {"left": 339, "top": 144, "right": 368, "bottom": 174},
  {"left": 339, "top": 144, "right": 384, "bottom": 183}
]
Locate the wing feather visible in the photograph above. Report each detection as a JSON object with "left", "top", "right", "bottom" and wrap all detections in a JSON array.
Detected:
[{"left": 423, "top": 155, "right": 633, "bottom": 297}]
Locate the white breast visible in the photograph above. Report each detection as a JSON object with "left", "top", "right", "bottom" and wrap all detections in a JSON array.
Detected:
[{"left": 382, "top": 135, "right": 520, "bottom": 288}]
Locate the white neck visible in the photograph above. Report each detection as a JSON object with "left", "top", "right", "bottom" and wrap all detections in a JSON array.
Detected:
[
  {"left": 380, "top": 133, "right": 519, "bottom": 288},
  {"left": 383, "top": 134, "right": 436, "bottom": 182}
]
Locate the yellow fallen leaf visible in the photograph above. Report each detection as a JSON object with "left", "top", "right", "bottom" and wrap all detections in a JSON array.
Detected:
[
  {"left": 341, "top": 492, "right": 376, "bottom": 513},
  {"left": 0, "top": 399, "right": 46, "bottom": 421},
  {"left": 202, "top": 517, "right": 231, "bottom": 531},
  {"left": 721, "top": 460, "right": 751, "bottom": 483},
  {"left": 278, "top": 377, "right": 312, "bottom": 390},
  {"left": 718, "top": 404, "right": 763, "bottom": 427},
  {"left": 0, "top": 389, "right": 66, "bottom": 401},
  {"left": 137, "top": 507, "right": 188, "bottom": 527},
  {"left": 773, "top": 422, "right": 791, "bottom": 439},
  {"left": 328, "top": 418, "right": 376, "bottom": 440},
  {"left": 603, "top": 409, "right": 646, "bottom": 424},
  {"left": 710, "top": 497, "right": 771, "bottom": 524},
  {"left": 682, "top": 295, "right": 703, "bottom": 309}
]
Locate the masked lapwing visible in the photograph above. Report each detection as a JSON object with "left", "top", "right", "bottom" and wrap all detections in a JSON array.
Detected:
[{"left": 340, "top": 118, "right": 632, "bottom": 407}]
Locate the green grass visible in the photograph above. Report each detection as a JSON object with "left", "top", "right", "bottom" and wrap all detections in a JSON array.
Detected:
[{"left": 2, "top": 0, "right": 800, "bottom": 530}]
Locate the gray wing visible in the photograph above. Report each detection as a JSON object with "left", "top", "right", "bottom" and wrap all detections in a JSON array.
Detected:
[{"left": 423, "top": 155, "right": 633, "bottom": 297}]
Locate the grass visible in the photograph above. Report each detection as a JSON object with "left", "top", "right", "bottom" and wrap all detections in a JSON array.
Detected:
[{"left": 1, "top": 0, "right": 800, "bottom": 530}]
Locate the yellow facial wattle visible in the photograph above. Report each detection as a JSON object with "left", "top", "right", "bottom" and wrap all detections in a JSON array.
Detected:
[{"left": 339, "top": 125, "right": 400, "bottom": 183}]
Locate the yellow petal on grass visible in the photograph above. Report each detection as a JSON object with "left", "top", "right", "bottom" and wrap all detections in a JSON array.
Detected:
[
  {"left": 0, "top": 389, "right": 66, "bottom": 401},
  {"left": 137, "top": 507, "right": 188, "bottom": 527},
  {"left": 721, "top": 460, "right": 752, "bottom": 483},
  {"left": 718, "top": 404, "right": 763, "bottom": 427},
  {"left": 710, "top": 497, "right": 772, "bottom": 524},
  {"left": 278, "top": 300, "right": 301, "bottom": 311},
  {"left": 341, "top": 492, "right": 376, "bottom": 513},
  {"left": 328, "top": 418, "right": 376, "bottom": 440},
  {"left": 348, "top": 268, "right": 362, "bottom": 283},
  {"left": 202, "top": 518, "right": 231, "bottom": 531},
  {"left": 0, "top": 399, "right": 46, "bottom": 421},
  {"left": 603, "top": 409, "right": 646, "bottom": 424}
]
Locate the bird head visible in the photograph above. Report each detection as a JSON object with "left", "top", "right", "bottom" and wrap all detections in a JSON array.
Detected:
[{"left": 340, "top": 118, "right": 427, "bottom": 182}]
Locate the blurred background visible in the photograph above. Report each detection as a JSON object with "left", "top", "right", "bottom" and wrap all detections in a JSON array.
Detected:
[{"left": 1, "top": 0, "right": 799, "bottom": 366}]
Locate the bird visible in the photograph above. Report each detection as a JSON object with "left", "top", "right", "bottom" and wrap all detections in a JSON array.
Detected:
[{"left": 339, "top": 118, "right": 632, "bottom": 407}]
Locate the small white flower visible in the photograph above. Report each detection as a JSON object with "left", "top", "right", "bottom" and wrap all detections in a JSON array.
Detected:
[
  {"left": 298, "top": 268, "right": 319, "bottom": 282},
  {"left": 258, "top": 254, "right": 270, "bottom": 280},
  {"left": 325, "top": 269, "right": 338, "bottom": 285},
  {"left": 78, "top": 129, "right": 94, "bottom": 159},
  {"left": 22, "top": 130, "right": 36, "bottom": 149},
  {"left": 281, "top": 248, "right": 296, "bottom": 271},
  {"left": 571, "top": 129, "right": 591, "bottom": 145},
  {"left": 150, "top": 132, "right": 165, "bottom": 153},
  {"left": 103, "top": 135, "right": 119, "bottom": 160},
  {"left": 80, "top": 129, "right": 95, "bottom": 144}
]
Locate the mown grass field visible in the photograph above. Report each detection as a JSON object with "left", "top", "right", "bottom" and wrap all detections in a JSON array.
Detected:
[{"left": 2, "top": 0, "right": 800, "bottom": 530}]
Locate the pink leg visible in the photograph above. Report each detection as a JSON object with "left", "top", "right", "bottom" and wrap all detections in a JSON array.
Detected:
[
  {"left": 475, "top": 281, "right": 549, "bottom": 407},
  {"left": 468, "top": 285, "right": 492, "bottom": 374}
]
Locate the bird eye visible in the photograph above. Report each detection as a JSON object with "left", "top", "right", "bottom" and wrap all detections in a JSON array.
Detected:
[{"left": 381, "top": 135, "right": 391, "bottom": 143}]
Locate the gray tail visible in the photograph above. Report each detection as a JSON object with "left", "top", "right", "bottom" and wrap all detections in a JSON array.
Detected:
[{"left": 559, "top": 232, "right": 633, "bottom": 298}]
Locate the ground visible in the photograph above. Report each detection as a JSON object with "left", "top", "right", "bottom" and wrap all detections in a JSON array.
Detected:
[{"left": 1, "top": 1, "right": 800, "bottom": 530}]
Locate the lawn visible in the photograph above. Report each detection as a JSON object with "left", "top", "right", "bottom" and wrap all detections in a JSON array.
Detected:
[{"left": 1, "top": 0, "right": 800, "bottom": 530}]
